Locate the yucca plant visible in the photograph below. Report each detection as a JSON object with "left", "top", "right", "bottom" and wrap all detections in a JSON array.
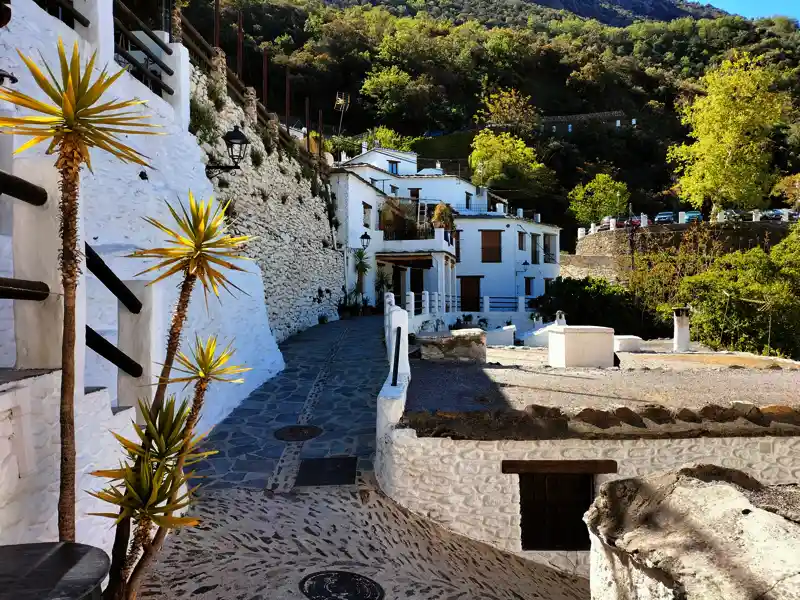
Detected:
[
  {"left": 353, "top": 248, "right": 371, "bottom": 295},
  {"left": 0, "top": 39, "right": 158, "bottom": 542},
  {"left": 102, "top": 195, "right": 252, "bottom": 600}
]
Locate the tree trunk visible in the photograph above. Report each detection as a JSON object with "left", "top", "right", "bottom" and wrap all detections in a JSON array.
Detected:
[
  {"left": 104, "top": 273, "right": 196, "bottom": 599},
  {"left": 57, "top": 136, "right": 82, "bottom": 542}
]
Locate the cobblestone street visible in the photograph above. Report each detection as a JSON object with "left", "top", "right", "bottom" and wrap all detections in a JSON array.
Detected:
[{"left": 145, "top": 317, "right": 589, "bottom": 600}]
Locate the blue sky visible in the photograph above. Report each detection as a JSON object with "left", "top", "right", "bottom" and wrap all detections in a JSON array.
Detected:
[{"left": 709, "top": 0, "right": 799, "bottom": 19}]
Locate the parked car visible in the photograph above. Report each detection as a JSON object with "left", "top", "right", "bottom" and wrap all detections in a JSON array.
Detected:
[
  {"left": 721, "top": 208, "right": 747, "bottom": 222},
  {"left": 761, "top": 208, "right": 784, "bottom": 221},
  {"left": 685, "top": 211, "right": 703, "bottom": 223},
  {"left": 654, "top": 211, "right": 675, "bottom": 224}
]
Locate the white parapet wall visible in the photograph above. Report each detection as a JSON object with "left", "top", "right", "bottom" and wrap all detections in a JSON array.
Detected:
[
  {"left": 374, "top": 427, "right": 800, "bottom": 576},
  {"left": 0, "top": 371, "right": 136, "bottom": 554},
  {"left": 548, "top": 325, "right": 614, "bottom": 368}
]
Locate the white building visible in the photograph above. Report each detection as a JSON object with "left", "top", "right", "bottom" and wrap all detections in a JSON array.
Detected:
[{"left": 329, "top": 147, "right": 560, "bottom": 313}]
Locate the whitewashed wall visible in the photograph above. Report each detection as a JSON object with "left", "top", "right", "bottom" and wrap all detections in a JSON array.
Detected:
[
  {"left": 1, "top": 0, "right": 285, "bottom": 433},
  {"left": 0, "top": 372, "right": 136, "bottom": 555},
  {"left": 376, "top": 421, "right": 800, "bottom": 576}
]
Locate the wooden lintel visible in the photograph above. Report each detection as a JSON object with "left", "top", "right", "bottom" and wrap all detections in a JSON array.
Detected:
[{"left": 501, "top": 460, "right": 618, "bottom": 475}]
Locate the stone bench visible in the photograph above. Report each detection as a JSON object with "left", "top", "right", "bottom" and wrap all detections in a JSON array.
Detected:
[
  {"left": 614, "top": 335, "right": 643, "bottom": 353},
  {"left": 548, "top": 325, "right": 615, "bottom": 368},
  {"left": 417, "top": 328, "right": 486, "bottom": 363}
]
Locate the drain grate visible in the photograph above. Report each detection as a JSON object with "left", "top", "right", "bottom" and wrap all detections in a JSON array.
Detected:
[
  {"left": 274, "top": 425, "right": 323, "bottom": 442},
  {"left": 299, "top": 571, "right": 385, "bottom": 600}
]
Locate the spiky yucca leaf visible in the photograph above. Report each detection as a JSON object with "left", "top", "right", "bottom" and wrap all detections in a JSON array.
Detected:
[
  {"left": 129, "top": 192, "right": 253, "bottom": 298},
  {"left": 165, "top": 334, "right": 251, "bottom": 387},
  {"left": 0, "top": 38, "right": 160, "bottom": 168},
  {"left": 89, "top": 453, "right": 199, "bottom": 528}
]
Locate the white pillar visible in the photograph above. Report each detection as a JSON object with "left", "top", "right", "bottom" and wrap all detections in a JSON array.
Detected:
[
  {"left": 517, "top": 296, "right": 525, "bottom": 313},
  {"left": 387, "top": 307, "right": 410, "bottom": 382},
  {"left": 164, "top": 41, "right": 191, "bottom": 131},
  {"left": 782, "top": 209, "right": 790, "bottom": 222},
  {"left": 117, "top": 281, "right": 164, "bottom": 423},
  {"left": 609, "top": 218, "right": 617, "bottom": 231},
  {"left": 752, "top": 209, "right": 762, "bottom": 222},
  {"left": 577, "top": 227, "right": 586, "bottom": 240},
  {"left": 430, "top": 292, "right": 438, "bottom": 314},
  {"left": 678, "top": 211, "right": 686, "bottom": 224},
  {"left": 673, "top": 307, "right": 690, "bottom": 352},
  {"left": 384, "top": 292, "right": 395, "bottom": 354},
  {"left": 73, "top": 0, "right": 115, "bottom": 66},
  {"left": 640, "top": 213, "right": 649, "bottom": 227},
  {"left": 590, "top": 223, "right": 597, "bottom": 235},
  {"left": 451, "top": 262, "right": 457, "bottom": 312},
  {"left": 405, "top": 291, "right": 414, "bottom": 314},
  {"left": 482, "top": 295, "right": 491, "bottom": 313},
  {"left": 421, "top": 291, "right": 429, "bottom": 315}
]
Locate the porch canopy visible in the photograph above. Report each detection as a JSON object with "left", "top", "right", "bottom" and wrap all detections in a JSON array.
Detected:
[{"left": 375, "top": 252, "right": 434, "bottom": 270}]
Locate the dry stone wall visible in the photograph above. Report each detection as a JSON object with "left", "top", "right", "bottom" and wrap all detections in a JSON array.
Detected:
[{"left": 189, "top": 68, "right": 344, "bottom": 342}]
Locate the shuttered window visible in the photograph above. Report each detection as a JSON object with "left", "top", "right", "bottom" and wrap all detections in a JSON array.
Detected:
[
  {"left": 454, "top": 230, "right": 461, "bottom": 263},
  {"left": 530, "top": 233, "right": 540, "bottom": 264},
  {"left": 481, "top": 230, "right": 502, "bottom": 263},
  {"left": 518, "top": 232, "right": 526, "bottom": 250},
  {"left": 524, "top": 277, "right": 534, "bottom": 296}
]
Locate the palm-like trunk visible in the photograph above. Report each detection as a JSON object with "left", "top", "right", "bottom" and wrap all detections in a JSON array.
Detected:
[
  {"left": 123, "top": 377, "right": 209, "bottom": 600},
  {"left": 105, "top": 272, "right": 196, "bottom": 599},
  {"left": 57, "top": 136, "right": 82, "bottom": 542}
]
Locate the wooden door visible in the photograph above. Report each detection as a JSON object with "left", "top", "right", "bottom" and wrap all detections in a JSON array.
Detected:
[
  {"left": 410, "top": 269, "right": 424, "bottom": 294},
  {"left": 460, "top": 276, "right": 481, "bottom": 312}
]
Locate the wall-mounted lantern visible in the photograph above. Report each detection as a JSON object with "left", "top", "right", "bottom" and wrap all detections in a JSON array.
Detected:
[
  {"left": 205, "top": 125, "right": 250, "bottom": 179},
  {"left": 359, "top": 232, "right": 371, "bottom": 250}
]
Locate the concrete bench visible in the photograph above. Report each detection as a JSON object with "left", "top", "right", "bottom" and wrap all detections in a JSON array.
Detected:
[{"left": 548, "top": 325, "right": 615, "bottom": 368}]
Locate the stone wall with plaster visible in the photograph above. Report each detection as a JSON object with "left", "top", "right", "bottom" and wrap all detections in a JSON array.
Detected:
[
  {"left": 375, "top": 419, "right": 800, "bottom": 575},
  {"left": 189, "top": 68, "right": 344, "bottom": 343},
  {"left": 0, "top": 371, "right": 136, "bottom": 555}
]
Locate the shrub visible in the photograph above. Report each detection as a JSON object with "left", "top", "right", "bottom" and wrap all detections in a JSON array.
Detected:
[
  {"left": 318, "top": 314, "right": 329, "bottom": 325},
  {"left": 301, "top": 164, "right": 315, "bottom": 181},
  {"left": 250, "top": 148, "right": 264, "bottom": 168},
  {"left": 188, "top": 96, "right": 216, "bottom": 145},
  {"left": 206, "top": 81, "right": 225, "bottom": 112}
]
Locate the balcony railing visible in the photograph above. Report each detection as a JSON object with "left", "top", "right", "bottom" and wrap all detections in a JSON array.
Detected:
[{"left": 382, "top": 223, "right": 435, "bottom": 241}]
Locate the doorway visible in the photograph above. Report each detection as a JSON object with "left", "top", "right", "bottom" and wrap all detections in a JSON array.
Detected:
[{"left": 460, "top": 276, "right": 481, "bottom": 312}]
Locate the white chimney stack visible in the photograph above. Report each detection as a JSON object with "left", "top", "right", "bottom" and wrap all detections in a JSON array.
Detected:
[
  {"left": 436, "top": 160, "right": 441, "bottom": 169},
  {"left": 534, "top": 213, "right": 541, "bottom": 223},
  {"left": 673, "top": 307, "right": 690, "bottom": 352},
  {"left": 516, "top": 208, "right": 524, "bottom": 218},
  {"left": 361, "top": 140, "right": 368, "bottom": 152}
]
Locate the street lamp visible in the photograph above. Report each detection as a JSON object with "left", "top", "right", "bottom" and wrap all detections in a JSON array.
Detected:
[
  {"left": 205, "top": 125, "right": 250, "bottom": 179},
  {"left": 359, "top": 232, "right": 371, "bottom": 250}
]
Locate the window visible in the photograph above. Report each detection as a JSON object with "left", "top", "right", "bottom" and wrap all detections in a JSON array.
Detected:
[
  {"left": 362, "top": 202, "right": 372, "bottom": 228},
  {"left": 530, "top": 233, "right": 540, "bottom": 264},
  {"left": 544, "top": 234, "right": 557, "bottom": 263},
  {"left": 518, "top": 232, "right": 526, "bottom": 251},
  {"left": 544, "top": 277, "right": 553, "bottom": 293},
  {"left": 503, "top": 460, "right": 616, "bottom": 552},
  {"left": 524, "top": 277, "right": 534, "bottom": 296},
  {"left": 390, "top": 185, "right": 399, "bottom": 196},
  {"left": 465, "top": 192, "right": 473, "bottom": 209},
  {"left": 409, "top": 188, "right": 421, "bottom": 200},
  {"left": 481, "top": 230, "right": 502, "bottom": 263},
  {"left": 388, "top": 160, "right": 399, "bottom": 174},
  {"left": 454, "top": 230, "right": 461, "bottom": 262}
]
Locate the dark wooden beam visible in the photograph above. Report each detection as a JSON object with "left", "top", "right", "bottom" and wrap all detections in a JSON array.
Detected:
[
  {"left": 0, "top": 277, "right": 49, "bottom": 301},
  {"left": 84, "top": 243, "right": 142, "bottom": 314},
  {"left": 0, "top": 170, "right": 47, "bottom": 206},
  {"left": 502, "top": 460, "right": 618, "bottom": 475},
  {"left": 86, "top": 326, "right": 143, "bottom": 378}
]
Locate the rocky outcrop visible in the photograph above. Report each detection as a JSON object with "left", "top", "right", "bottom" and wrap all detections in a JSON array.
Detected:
[
  {"left": 586, "top": 464, "right": 800, "bottom": 600},
  {"left": 418, "top": 328, "right": 487, "bottom": 363}
]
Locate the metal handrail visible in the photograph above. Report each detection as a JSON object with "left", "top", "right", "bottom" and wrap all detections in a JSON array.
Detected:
[
  {"left": 114, "top": 17, "right": 174, "bottom": 76},
  {"left": 391, "top": 326, "right": 401, "bottom": 386},
  {"left": 0, "top": 170, "right": 48, "bottom": 206},
  {"left": 86, "top": 326, "right": 143, "bottom": 378},
  {"left": 85, "top": 243, "right": 142, "bottom": 314},
  {"left": 114, "top": 44, "right": 174, "bottom": 96},
  {"left": 113, "top": 0, "right": 172, "bottom": 55}
]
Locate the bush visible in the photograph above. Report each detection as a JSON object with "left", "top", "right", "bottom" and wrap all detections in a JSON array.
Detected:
[
  {"left": 318, "top": 314, "right": 329, "bottom": 325},
  {"left": 529, "top": 276, "right": 670, "bottom": 339},
  {"left": 250, "top": 148, "right": 264, "bottom": 168},
  {"left": 206, "top": 82, "right": 225, "bottom": 111},
  {"left": 188, "top": 96, "right": 216, "bottom": 145}
]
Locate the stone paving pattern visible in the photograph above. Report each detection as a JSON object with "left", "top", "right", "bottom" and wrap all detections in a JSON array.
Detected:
[{"left": 193, "top": 316, "right": 387, "bottom": 491}]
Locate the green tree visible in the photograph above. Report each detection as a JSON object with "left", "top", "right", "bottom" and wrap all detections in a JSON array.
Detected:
[
  {"left": 474, "top": 88, "right": 539, "bottom": 137},
  {"left": 364, "top": 126, "right": 419, "bottom": 151},
  {"left": 469, "top": 129, "right": 554, "bottom": 198},
  {"left": 668, "top": 54, "right": 791, "bottom": 210},
  {"left": 773, "top": 173, "right": 800, "bottom": 208},
  {"left": 568, "top": 174, "right": 630, "bottom": 224}
]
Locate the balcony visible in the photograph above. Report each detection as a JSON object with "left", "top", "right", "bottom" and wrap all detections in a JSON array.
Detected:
[{"left": 379, "top": 225, "right": 455, "bottom": 254}]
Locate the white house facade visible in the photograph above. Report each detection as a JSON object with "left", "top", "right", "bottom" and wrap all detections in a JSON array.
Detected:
[{"left": 329, "top": 147, "right": 560, "bottom": 313}]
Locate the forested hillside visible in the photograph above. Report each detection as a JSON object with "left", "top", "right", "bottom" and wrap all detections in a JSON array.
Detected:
[{"left": 184, "top": 0, "right": 800, "bottom": 236}]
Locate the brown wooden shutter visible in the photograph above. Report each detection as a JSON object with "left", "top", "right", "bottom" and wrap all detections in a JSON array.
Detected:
[{"left": 481, "top": 230, "right": 502, "bottom": 263}]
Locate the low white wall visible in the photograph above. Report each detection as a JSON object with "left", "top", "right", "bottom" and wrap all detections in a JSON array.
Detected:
[
  {"left": 375, "top": 424, "right": 800, "bottom": 575},
  {"left": 0, "top": 372, "right": 136, "bottom": 553}
]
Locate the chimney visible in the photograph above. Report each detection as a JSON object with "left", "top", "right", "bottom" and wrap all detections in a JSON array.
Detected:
[
  {"left": 516, "top": 208, "right": 523, "bottom": 218},
  {"left": 435, "top": 160, "right": 441, "bottom": 169},
  {"left": 361, "top": 140, "right": 368, "bottom": 152},
  {"left": 673, "top": 307, "right": 690, "bottom": 352},
  {"left": 534, "top": 213, "right": 541, "bottom": 223}
]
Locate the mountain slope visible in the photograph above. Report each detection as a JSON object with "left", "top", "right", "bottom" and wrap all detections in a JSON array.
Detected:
[{"left": 321, "top": 0, "right": 727, "bottom": 27}]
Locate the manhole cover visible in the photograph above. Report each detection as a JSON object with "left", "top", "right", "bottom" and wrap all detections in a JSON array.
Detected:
[
  {"left": 299, "top": 571, "right": 384, "bottom": 600},
  {"left": 274, "top": 425, "right": 323, "bottom": 442}
]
